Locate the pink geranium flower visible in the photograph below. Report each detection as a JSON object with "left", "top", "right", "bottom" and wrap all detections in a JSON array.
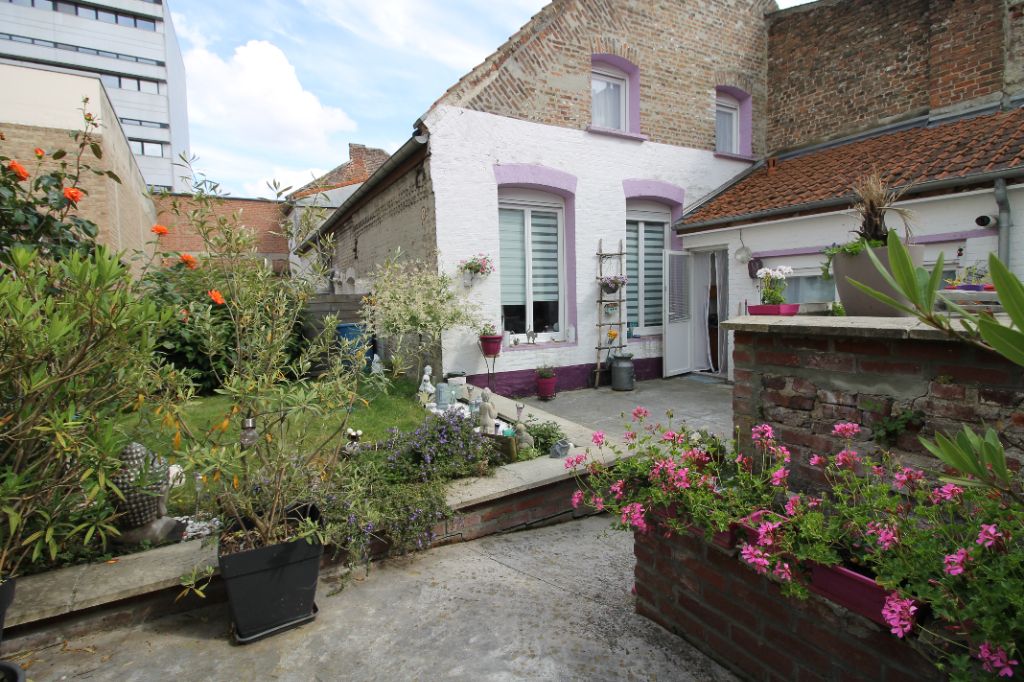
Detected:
[
  {"left": 772, "top": 562, "right": 793, "bottom": 582},
  {"left": 631, "top": 406, "right": 649, "bottom": 421},
  {"left": 893, "top": 467, "right": 925, "bottom": 491},
  {"left": 809, "top": 454, "right": 826, "bottom": 467},
  {"left": 978, "top": 642, "right": 1019, "bottom": 678},
  {"left": 832, "top": 422, "right": 861, "bottom": 439},
  {"left": 756, "top": 520, "right": 783, "bottom": 547},
  {"left": 770, "top": 468, "right": 789, "bottom": 487},
  {"left": 571, "top": 490, "right": 584, "bottom": 509},
  {"left": 563, "top": 453, "right": 587, "bottom": 469},
  {"left": 930, "top": 483, "right": 964, "bottom": 504},
  {"left": 881, "top": 592, "right": 917, "bottom": 638},
  {"left": 835, "top": 449, "right": 861, "bottom": 470},
  {"left": 610, "top": 479, "right": 626, "bottom": 501},
  {"left": 752, "top": 424, "right": 774, "bottom": 444},
  {"left": 591, "top": 431, "right": 605, "bottom": 446},
  {"left": 592, "top": 495, "right": 605, "bottom": 511},
  {"left": 621, "top": 503, "right": 648, "bottom": 532},
  {"left": 977, "top": 524, "right": 1004, "bottom": 549},
  {"left": 740, "top": 544, "right": 771, "bottom": 575},
  {"left": 944, "top": 548, "right": 971, "bottom": 576},
  {"left": 867, "top": 522, "right": 899, "bottom": 550},
  {"left": 624, "top": 430, "right": 637, "bottom": 443},
  {"left": 784, "top": 495, "right": 801, "bottom": 516}
]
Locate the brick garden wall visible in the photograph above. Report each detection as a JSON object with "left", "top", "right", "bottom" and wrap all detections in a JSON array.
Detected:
[
  {"left": 766, "top": 0, "right": 1007, "bottom": 153},
  {"left": 633, "top": 527, "right": 940, "bottom": 681},
  {"left": 730, "top": 327, "right": 1024, "bottom": 491},
  {"left": 436, "top": 0, "right": 773, "bottom": 155}
]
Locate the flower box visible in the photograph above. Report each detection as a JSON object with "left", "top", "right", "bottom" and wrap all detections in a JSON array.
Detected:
[
  {"left": 747, "top": 303, "right": 800, "bottom": 316},
  {"left": 731, "top": 509, "right": 787, "bottom": 549},
  {"left": 807, "top": 562, "right": 888, "bottom": 626}
]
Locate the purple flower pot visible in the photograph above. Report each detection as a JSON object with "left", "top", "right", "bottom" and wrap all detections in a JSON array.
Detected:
[
  {"left": 808, "top": 562, "right": 888, "bottom": 626},
  {"left": 748, "top": 303, "right": 800, "bottom": 316},
  {"left": 957, "top": 283, "right": 985, "bottom": 291},
  {"left": 479, "top": 335, "right": 503, "bottom": 357}
]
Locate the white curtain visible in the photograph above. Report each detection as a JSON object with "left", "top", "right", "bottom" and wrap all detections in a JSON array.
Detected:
[
  {"left": 716, "top": 251, "right": 729, "bottom": 374},
  {"left": 691, "top": 252, "right": 712, "bottom": 372},
  {"left": 591, "top": 77, "right": 622, "bottom": 129}
]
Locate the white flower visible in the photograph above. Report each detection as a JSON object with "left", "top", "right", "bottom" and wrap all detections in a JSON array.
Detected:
[
  {"left": 756, "top": 267, "right": 772, "bottom": 278},
  {"left": 777, "top": 265, "right": 794, "bottom": 277}
]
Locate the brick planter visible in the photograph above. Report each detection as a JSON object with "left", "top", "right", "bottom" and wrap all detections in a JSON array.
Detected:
[{"left": 633, "top": 527, "right": 941, "bottom": 681}]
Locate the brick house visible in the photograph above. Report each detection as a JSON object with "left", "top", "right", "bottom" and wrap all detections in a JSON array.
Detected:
[{"left": 297, "top": 0, "right": 1024, "bottom": 395}]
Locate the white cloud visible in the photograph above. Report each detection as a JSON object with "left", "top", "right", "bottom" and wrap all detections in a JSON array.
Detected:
[
  {"left": 301, "top": 0, "right": 546, "bottom": 71},
  {"left": 170, "top": 11, "right": 209, "bottom": 50},
  {"left": 241, "top": 167, "right": 328, "bottom": 198},
  {"left": 184, "top": 40, "right": 357, "bottom": 157}
]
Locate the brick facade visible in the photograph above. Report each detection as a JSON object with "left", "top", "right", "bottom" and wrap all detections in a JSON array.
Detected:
[
  {"left": 291, "top": 143, "right": 390, "bottom": 199},
  {"left": 730, "top": 328, "right": 1024, "bottom": 491},
  {"left": 634, "top": 526, "right": 940, "bottom": 681},
  {"left": 767, "top": 0, "right": 1010, "bottom": 153},
  {"left": 435, "top": 0, "right": 773, "bottom": 155},
  {"left": 331, "top": 152, "right": 436, "bottom": 282},
  {"left": 154, "top": 195, "right": 289, "bottom": 271}
]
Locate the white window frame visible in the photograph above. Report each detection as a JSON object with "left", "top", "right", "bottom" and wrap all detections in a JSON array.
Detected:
[
  {"left": 498, "top": 190, "right": 567, "bottom": 343},
  {"left": 626, "top": 205, "right": 670, "bottom": 336},
  {"left": 715, "top": 95, "right": 740, "bottom": 154},
  {"left": 591, "top": 66, "right": 628, "bottom": 132}
]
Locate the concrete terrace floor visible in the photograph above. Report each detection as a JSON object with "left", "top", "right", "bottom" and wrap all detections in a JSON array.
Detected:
[
  {"left": 522, "top": 374, "right": 734, "bottom": 444},
  {"left": 21, "top": 516, "right": 736, "bottom": 682}
]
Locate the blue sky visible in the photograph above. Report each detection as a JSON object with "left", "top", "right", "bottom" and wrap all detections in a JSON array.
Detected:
[{"left": 171, "top": 0, "right": 814, "bottom": 197}]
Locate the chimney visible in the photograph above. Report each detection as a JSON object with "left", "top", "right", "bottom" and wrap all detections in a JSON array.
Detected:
[
  {"left": 766, "top": 157, "right": 778, "bottom": 175},
  {"left": 346, "top": 143, "right": 390, "bottom": 183}
]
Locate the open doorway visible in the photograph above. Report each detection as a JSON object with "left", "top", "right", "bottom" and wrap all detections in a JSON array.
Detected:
[{"left": 710, "top": 250, "right": 728, "bottom": 375}]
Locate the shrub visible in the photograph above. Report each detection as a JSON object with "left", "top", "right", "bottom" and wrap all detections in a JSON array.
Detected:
[
  {"left": 379, "top": 411, "right": 494, "bottom": 483},
  {"left": 525, "top": 418, "right": 565, "bottom": 455}
]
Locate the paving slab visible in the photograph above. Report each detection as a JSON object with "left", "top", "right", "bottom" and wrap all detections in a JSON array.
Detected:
[
  {"left": 522, "top": 374, "right": 734, "bottom": 444},
  {"left": 17, "top": 516, "right": 736, "bottom": 682}
]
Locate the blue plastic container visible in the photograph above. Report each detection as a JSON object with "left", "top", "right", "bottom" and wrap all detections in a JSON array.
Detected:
[{"left": 335, "top": 323, "right": 369, "bottom": 367}]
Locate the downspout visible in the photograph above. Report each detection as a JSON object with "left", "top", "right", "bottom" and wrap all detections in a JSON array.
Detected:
[{"left": 994, "top": 178, "right": 1012, "bottom": 264}]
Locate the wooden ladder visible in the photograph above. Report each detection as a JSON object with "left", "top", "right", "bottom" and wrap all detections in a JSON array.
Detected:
[{"left": 594, "top": 238, "right": 626, "bottom": 388}]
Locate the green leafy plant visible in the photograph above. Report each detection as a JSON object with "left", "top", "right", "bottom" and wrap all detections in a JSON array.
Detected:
[
  {"left": 536, "top": 365, "right": 556, "bottom": 379},
  {"left": 480, "top": 322, "right": 498, "bottom": 336},
  {"left": 755, "top": 266, "right": 792, "bottom": 305},
  {"left": 525, "top": 418, "right": 565, "bottom": 455},
  {"left": 870, "top": 409, "right": 924, "bottom": 448}
]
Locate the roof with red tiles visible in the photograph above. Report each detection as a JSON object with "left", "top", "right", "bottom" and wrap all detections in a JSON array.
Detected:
[
  {"left": 289, "top": 144, "right": 390, "bottom": 200},
  {"left": 680, "top": 107, "right": 1024, "bottom": 230}
]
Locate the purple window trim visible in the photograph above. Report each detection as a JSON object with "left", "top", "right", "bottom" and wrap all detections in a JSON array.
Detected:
[
  {"left": 591, "top": 53, "right": 641, "bottom": 135},
  {"left": 715, "top": 85, "right": 752, "bottom": 157},
  {"left": 585, "top": 125, "right": 648, "bottom": 142},
  {"left": 751, "top": 228, "right": 997, "bottom": 259},
  {"left": 623, "top": 178, "right": 685, "bottom": 248},
  {"left": 492, "top": 163, "right": 579, "bottom": 339}
]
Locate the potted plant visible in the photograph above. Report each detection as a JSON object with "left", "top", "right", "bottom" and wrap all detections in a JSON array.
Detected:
[
  {"left": 479, "top": 322, "right": 503, "bottom": 357},
  {"left": 599, "top": 274, "right": 628, "bottom": 295},
  {"left": 748, "top": 265, "right": 799, "bottom": 315},
  {"left": 164, "top": 166, "right": 392, "bottom": 643},
  {"left": 821, "top": 173, "right": 922, "bottom": 316},
  {"left": 457, "top": 253, "right": 494, "bottom": 286},
  {"left": 536, "top": 365, "right": 557, "bottom": 400}
]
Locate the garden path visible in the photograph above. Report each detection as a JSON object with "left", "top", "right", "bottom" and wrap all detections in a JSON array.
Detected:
[
  {"left": 522, "top": 374, "right": 734, "bottom": 443},
  {"left": 20, "top": 516, "right": 735, "bottom": 681}
]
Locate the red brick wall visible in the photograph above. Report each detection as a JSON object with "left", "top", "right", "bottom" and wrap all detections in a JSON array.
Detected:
[
  {"left": 436, "top": 0, "right": 773, "bottom": 154},
  {"left": 767, "top": 0, "right": 1007, "bottom": 153},
  {"left": 731, "top": 330, "right": 1024, "bottom": 491},
  {"left": 154, "top": 195, "right": 289, "bottom": 270},
  {"left": 634, "top": 527, "right": 940, "bottom": 681}
]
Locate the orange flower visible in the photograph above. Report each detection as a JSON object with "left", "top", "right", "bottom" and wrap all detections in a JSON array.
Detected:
[
  {"left": 34, "top": 147, "right": 44, "bottom": 158},
  {"left": 179, "top": 253, "right": 198, "bottom": 269},
  {"left": 7, "top": 160, "right": 29, "bottom": 182},
  {"left": 179, "top": 308, "right": 189, "bottom": 323},
  {"left": 63, "top": 186, "right": 83, "bottom": 203},
  {"left": 207, "top": 289, "right": 226, "bottom": 305},
  {"left": 151, "top": 224, "right": 168, "bottom": 236}
]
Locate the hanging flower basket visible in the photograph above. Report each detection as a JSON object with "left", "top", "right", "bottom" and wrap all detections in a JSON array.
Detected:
[{"left": 599, "top": 274, "right": 628, "bottom": 295}]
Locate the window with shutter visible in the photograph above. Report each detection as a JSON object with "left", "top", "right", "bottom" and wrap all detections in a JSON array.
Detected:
[
  {"left": 498, "top": 193, "right": 565, "bottom": 341},
  {"left": 625, "top": 211, "right": 668, "bottom": 335}
]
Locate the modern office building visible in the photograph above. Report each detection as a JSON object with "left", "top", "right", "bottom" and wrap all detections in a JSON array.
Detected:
[{"left": 0, "top": 0, "right": 190, "bottom": 191}]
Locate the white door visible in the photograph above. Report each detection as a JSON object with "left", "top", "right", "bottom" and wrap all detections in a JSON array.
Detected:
[{"left": 663, "top": 250, "right": 693, "bottom": 377}]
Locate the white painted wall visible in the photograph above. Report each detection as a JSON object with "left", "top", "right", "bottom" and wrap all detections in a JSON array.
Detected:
[
  {"left": 424, "top": 105, "right": 754, "bottom": 378},
  {"left": 683, "top": 185, "right": 1024, "bottom": 377}
]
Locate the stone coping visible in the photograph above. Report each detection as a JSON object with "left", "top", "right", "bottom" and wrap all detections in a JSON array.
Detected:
[
  {"left": 721, "top": 314, "right": 1010, "bottom": 341},
  {"left": 8, "top": 395, "right": 611, "bottom": 631}
]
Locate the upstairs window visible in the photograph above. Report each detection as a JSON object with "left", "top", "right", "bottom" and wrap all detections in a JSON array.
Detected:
[
  {"left": 715, "top": 94, "right": 740, "bottom": 154},
  {"left": 591, "top": 66, "right": 627, "bottom": 131},
  {"left": 499, "top": 191, "right": 565, "bottom": 340}
]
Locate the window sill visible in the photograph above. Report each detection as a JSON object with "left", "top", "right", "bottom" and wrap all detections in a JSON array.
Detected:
[
  {"left": 586, "top": 125, "right": 648, "bottom": 142},
  {"left": 506, "top": 340, "right": 579, "bottom": 352},
  {"left": 713, "top": 151, "right": 757, "bottom": 162}
]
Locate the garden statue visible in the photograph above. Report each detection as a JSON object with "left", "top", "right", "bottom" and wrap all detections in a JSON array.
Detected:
[
  {"left": 478, "top": 387, "right": 498, "bottom": 432},
  {"left": 526, "top": 329, "right": 537, "bottom": 344},
  {"left": 370, "top": 353, "right": 384, "bottom": 375},
  {"left": 418, "top": 364, "right": 435, "bottom": 404},
  {"left": 514, "top": 422, "right": 534, "bottom": 451},
  {"left": 111, "top": 443, "right": 185, "bottom": 545},
  {"left": 344, "top": 428, "right": 363, "bottom": 456}
]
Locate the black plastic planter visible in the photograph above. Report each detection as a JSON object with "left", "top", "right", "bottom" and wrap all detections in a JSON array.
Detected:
[
  {"left": 218, "top": 539, "right": 323, "bottom": 644},
  {"left": 0, "top": 578, "right": 14, "bottom": 647}
]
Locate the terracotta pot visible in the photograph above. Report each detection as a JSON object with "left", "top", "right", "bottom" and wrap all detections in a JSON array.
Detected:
[
  {"left": 747, "top": 303, "right": 800, "bottom": 316},
  {"left": 807, "top": 562, "right": 889, "bottom": 626},
  {"left": 479, "top": 335, "right": 503, "bottom": 357},
  {"left": 833, "top": 244, "right": 924, "bottom": 316},
  {"left": 537, "top": 375, "right": 557, "bottom": 400}
]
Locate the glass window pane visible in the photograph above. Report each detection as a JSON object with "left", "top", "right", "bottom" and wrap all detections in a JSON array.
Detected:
[
  {"left": 11, "top": 35, "right": 32, "bottom": 43},
  {"left": 35, "top": 0, "right": 54, "bottom": 9},
  {"left": 530, "top": 210, "right": 560, "bottom": 332},
  {"left": 56, "top": 2, "right": 74, "bottom": 13},
  {"left": 643, "top": 223, "right": 665, "bottom": 326},
  {"left": 786, "top": 275, "right": 836, "bottom": 304},
  {"left": 117, "top": 14, "right": 133, "bottom": 26},
  {"left": 136, "top": 18, "right": 155, "bottom": 31},
  {"left": 139, "top": 79, "right": 158, "bottom": 94},
  {"left": 98, "top": 50, "right": 115, "bottom": 58},
  {"left": 120, "top": 77, "right": 138, "bottom": 90},
  {"left": 499, "top": 208, "right": 526, "bottom": 334},
  {"left": 129, "top": 139, "right": 143, "bottom": 155},
  {"left": 591, "top": 75, "right": 623, "bottom": 130},
  {"left": 78, "top": 46, "right": 96, "bottom": 55},
  {"left": 625, "top": 221, "right": 640, "bottom": 327},
  {"left": 143, "top": 141, "right": 163, "bottom": 157},
  {"left": 716, "top": 105, "right": 736, "bottom": 154},
  {"left": 11, "top": 0, "right": 33, "bottom": 7},
  {"left": 99, "top": 74, "right": 119, "bottom": 88},
  {"left": 77, "top": 6, "right": 96, "bottom": 19},
  {"left": 97, "top": 9, "right": 115, "bottom": 22}
]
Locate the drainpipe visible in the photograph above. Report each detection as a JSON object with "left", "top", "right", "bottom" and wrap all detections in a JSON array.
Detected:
[{"left": 994, "top": 178, "right": 1012, "bottom": 265}]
